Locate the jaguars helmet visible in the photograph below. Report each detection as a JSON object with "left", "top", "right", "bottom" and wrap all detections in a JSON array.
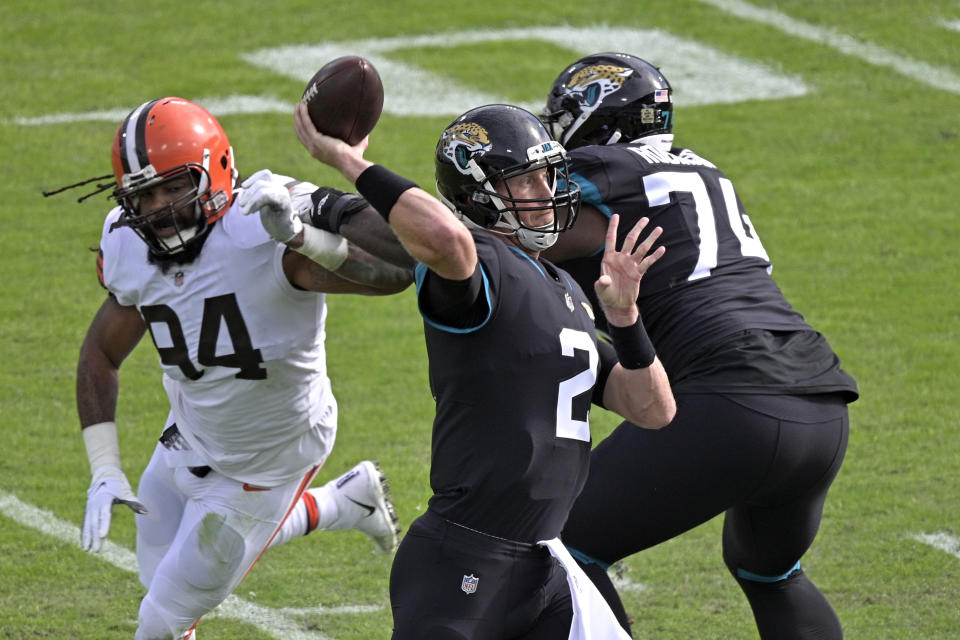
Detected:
[
  {"left": 541, "top": 52, "right": 674, "bottom": 151},
  {"left": 110, "top": 97, "right": 237, "bottom": 256},
  {"left": 435, "top": 104, "right": 580, "bottom": 252}
]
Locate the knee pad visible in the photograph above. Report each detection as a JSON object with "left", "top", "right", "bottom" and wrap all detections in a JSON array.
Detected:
[
  {"left": 177, "top": 512, "right": 246, "bottom": 591},
  {"left": 136, "top": 594, "right": 189, "bottom": 640}
]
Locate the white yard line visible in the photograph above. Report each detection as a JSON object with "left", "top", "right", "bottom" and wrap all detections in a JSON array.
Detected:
[
  {"left": 13, "top": 26, "right": 807, "bottom": 125},
  {"left": 941, "top": 19, "right": 960, "bottom": 33},
  {"left": 695, "top": 0, "right": 960, "bottom": 94},
  {"left": 10, "top": 95, "right": 293, "bottom": 126},
  {"left": 912, "top": 531, "right": 960, "bottom": 561},
  {"left": 0, "top": 490, "right": 381, "bottom": 640}
]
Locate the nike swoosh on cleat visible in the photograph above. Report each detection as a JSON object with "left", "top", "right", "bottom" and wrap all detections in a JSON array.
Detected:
[{"left": 345, "top": 496, "right": 376, "bottom": 517}]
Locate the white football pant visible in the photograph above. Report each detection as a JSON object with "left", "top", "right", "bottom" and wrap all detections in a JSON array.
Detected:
[{"left": 133, "top": 442, "right": 320, "bottom": 639}]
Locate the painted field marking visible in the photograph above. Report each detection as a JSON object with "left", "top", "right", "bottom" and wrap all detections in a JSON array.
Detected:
[
  {"left": 10, "top": 95, "right": 292, "bottom": 127},
  {"left": 12, "top": 26, "right": 806, "bottom": 126},
  {"left": 241, "top": 25, "right": 807, "bottom": 116},
  {"left": 611, "top": 571, "right": 650, "bottom": 594},
  {"left": 942, "top": 19, "right": 960, "bottom": 33},
  {"left": 0, "top": 489, "right": 381, "bottom": 640},
  {"left": 696, "top": 0, "right": 960, "bottom": 94},
  {"left": 912, "top": 531, "right": 960, "bottom": 561}
]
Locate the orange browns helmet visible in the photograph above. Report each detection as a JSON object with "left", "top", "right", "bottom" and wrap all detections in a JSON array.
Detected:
[{"left": 110, "top": 97, "right": 237, "bottom": 256}]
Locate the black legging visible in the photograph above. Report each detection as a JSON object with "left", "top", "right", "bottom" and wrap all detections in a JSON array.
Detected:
[
  {"left": 563, "top": 392, "right": 849, "bottom": 639},
  {"left": 390, "top": 511, "right": 573, "bottom": 639}
]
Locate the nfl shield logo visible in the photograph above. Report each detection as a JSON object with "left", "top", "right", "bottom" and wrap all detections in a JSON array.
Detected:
[
  {"left": 565, "top": 292, "right": 575, "bottom": 312},
  {"left": 461, "top": 573, "right": 479, "bottom": 594}
]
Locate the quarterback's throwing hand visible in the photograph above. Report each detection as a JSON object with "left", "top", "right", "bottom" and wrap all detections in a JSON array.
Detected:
[
  {"left": 82, "top": 465, "right": 146, "bottom": 553},
  {"left": 239, "top": 169, "right": 303, "bottom": 243}
]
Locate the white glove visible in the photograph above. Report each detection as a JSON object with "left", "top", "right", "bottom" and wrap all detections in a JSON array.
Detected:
[
  {"left": 82, "top": 465, "right": 147, "bottom": 552},
  {"left": 80, "top": 421, "right": 147, "bottom": 553},
  {"left": 239, "top": 169, "right": 303, "bottom": 243}
]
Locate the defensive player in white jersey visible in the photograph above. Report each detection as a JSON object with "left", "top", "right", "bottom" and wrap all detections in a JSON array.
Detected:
[{"left": 73, "top": 97, "right": 413, "bottom": 640}]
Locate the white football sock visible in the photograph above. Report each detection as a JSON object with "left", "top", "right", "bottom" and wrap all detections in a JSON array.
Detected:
[{"left": 267, "top": 483, "right": 338, "bottom": 548}]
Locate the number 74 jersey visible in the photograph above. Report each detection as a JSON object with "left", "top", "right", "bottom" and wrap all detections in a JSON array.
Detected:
[
  {"left": 97, "top": 200, "right": 336, "bottom": 486},
  {"left": 563, "top": 143, "right": 815, "bottom": 379}
]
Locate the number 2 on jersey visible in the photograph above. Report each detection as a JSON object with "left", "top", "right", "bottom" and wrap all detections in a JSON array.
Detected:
[{"left": 556, "top": 328, "right": 599, "bottom": 442}]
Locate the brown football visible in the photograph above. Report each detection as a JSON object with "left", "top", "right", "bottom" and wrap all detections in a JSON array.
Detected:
[{"left": 301, "top": 55, "right": 384, "bottom": 145}]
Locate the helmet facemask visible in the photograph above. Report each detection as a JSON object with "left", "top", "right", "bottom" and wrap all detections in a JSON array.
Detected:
[
  {"left": 109, "top": 97, "right": 236, "bottom": 260},
  {"left": 112, "top": 161, "right": 227, "bottom": 257},
  {"left": 462, "top": 141, "right": 581, "bottom": 252},
  {"left": 435, "top": 104, "right": 582, "bottom": 252}
]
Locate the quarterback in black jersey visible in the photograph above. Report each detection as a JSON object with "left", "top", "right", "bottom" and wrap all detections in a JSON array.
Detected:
[
  {"left": 540, "top": 53, "right": 859, "bottom": 640},
  {"left": 295, "top": 101, "right": 675, "bottom": 639}
]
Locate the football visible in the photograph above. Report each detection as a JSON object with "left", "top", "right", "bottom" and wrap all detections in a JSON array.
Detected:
[{"left": 301, "top": 55, "right": 384, "bottom": 145}]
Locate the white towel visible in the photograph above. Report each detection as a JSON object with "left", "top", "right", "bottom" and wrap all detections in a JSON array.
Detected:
[{"left": 538, "top": 538, "right": 633, "bottom": 640}]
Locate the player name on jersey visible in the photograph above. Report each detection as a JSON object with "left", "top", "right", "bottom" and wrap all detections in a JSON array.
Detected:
[{"left": 627, "top": 145, "right": 717, "bottom": 169}]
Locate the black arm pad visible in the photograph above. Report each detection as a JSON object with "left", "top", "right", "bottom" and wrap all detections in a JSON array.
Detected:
[{"left": 309, "top": 187, "right": 371, "bottom": 233}]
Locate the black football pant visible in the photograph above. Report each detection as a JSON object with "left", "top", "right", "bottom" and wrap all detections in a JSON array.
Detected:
[
  {"left": 563, "top": 392, "right": 849, "bottom": 640},
  {"left": 390, "top": 510, "right": 572, "bottom": 639}
]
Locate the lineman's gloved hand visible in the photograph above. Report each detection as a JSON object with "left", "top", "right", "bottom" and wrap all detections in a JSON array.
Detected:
[
  {"left": 239, "top": 169, "right": 303, "bottom": 243},
  {"left": 82, "top": 465, "right": 147, "bottom": 553}
]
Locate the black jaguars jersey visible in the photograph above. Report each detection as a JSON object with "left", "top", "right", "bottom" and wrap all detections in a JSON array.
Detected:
[
  {"left": 560, "top": 143, "right": 858, "bottom": 400},
  {"left": 416, "top": 231, "right": 607, "bottom": 542}
]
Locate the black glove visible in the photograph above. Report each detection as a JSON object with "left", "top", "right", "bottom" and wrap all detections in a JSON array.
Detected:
[{"left": 310, "top": 187, "right": 371, "bottom": 233}]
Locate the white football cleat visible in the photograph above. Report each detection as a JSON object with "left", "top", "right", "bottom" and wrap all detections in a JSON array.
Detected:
[{"left": 329, "top": 460, "right": 400, "bottom": 553}]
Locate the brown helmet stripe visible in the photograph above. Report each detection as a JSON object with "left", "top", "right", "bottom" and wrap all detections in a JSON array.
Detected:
[{"left": 117, "top": 98, "right": 160, "bottom": 175}]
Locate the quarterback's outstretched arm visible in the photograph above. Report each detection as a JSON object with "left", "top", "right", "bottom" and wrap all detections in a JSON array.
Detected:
[{"left": 293, "top": 103, "right": 476, "bottom": 281}]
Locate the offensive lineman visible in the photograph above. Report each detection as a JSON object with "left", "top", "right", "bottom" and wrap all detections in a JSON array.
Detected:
[
  {"left": 295, "top": 101, "right": 676, "bottom": 639},
  {"left": 72, "top": 97, "right": 411, "bottom": 639},
  {"left": 539, "top": 53, "right": 860, "bottom": 639}
]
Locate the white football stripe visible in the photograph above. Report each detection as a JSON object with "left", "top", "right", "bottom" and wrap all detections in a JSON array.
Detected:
[
  {"left": 242, "top": 26, "right": 807, "bottom": 116},
  {"left": 0, "top": 489, "right": 380, "bottom": 639},
  {"left": 695, "top": 0, "right": 960, "bottom": 94},
  {"left": 13, "top": 27, "right": 807, "bottom": 126},
  {"left": 912, "top": 532, "right": 960, "bottom": 560},
  {"left": 11, "top": 95, "right": 294, "bottom": 126}
]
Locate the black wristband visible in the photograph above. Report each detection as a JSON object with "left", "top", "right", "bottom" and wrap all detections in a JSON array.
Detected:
[
  {"left": 355, "top": 164, "right": 418, "bottom": 222},
  {"left": 608, "top": 317, "right": 656, "bottom": 369}
]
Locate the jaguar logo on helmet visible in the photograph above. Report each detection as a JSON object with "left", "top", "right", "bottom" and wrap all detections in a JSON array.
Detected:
[
  {"left": 565, "top": 64, "right": 634, "bottom": 114},
  {"left": 440, "top": 122, "right": 492, "bottom": 175}
]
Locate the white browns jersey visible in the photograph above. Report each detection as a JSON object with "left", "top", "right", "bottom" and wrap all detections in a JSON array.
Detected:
[{"left": 99, "top": 174, "right": 337, "bottom": 486}]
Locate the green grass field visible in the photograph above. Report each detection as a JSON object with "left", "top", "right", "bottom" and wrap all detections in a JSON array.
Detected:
[{"left": 1, "top": 0, "right": 958, "bottom": 638}]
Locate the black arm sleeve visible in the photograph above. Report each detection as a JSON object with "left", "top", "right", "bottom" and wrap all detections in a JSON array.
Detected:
[
  {"left": 419, "top": 267, "right": 488, "bottom": 329},
  {"left": 309, "top": 186, "right": 371, "bottom": 232},
  {"left": 591, "top": 338, "right": 617, "bottom": 409}
]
